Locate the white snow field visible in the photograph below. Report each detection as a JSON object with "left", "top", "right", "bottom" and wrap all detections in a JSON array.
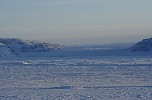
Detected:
[
  {"left": 0, "top": 56, "right": 152, "bottom": 100},
  {"left": 0, "top": 45, "right": 152, "bottom": 100}
]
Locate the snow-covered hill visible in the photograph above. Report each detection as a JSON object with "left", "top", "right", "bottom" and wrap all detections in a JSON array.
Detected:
[
  {"left": 129, "top": 37, "right": 152, "bottom": 52},
  {"left": 0, "top": 38, "right": 63, "bottom": 58},
  {"left": 0, "top": 45, "right": 16, "bottom": 58}
]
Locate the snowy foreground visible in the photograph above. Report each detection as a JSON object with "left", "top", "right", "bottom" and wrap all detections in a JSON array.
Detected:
[{"left": 0, "top": 56, "right": 152, "bottom": 100}]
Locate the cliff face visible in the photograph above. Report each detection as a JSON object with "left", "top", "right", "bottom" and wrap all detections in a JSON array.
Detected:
[{"left": 129, "top": 38, "right": 152, "bottom": 52}]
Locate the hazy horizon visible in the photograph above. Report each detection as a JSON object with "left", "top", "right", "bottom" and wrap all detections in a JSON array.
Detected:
[{"left": 0, "top": 0, "right": 152, "bottom": 45}]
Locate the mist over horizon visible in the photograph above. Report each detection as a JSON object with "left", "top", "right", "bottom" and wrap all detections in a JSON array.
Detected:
[
  {"left": 0, "top": 35, "right": 151, "bottom": 46},
  {"left": 0, "top": 0, "right": 152, "bottom": 45},
  {"left": 1, "top": 1, "right": 152, "bottom": 100}
]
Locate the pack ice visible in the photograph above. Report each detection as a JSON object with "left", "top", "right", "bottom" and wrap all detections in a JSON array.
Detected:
[{"left": 0, "top": 38, "right": 152, "bottom": 100}]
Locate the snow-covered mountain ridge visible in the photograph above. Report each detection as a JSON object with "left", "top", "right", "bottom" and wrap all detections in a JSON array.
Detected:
[
  {"left": 0, "top": 38, "right": 64, "bottom": 57},
  {"left": 129, "top": 37, "right": 152, "bottom": 52}
]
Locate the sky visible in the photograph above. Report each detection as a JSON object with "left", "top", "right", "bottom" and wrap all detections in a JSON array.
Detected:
[{"left": 0, "top": 0, "right": 152, "bottom": 45}]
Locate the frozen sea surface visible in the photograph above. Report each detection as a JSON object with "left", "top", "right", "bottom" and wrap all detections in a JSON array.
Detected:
[{"left": 0, "top": 55, "right": 152, "bottom": 100}]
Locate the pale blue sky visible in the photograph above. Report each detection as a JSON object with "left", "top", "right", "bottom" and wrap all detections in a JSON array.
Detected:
[{"left": 0, "top": 0, "right": 152, "bottom": 45}]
